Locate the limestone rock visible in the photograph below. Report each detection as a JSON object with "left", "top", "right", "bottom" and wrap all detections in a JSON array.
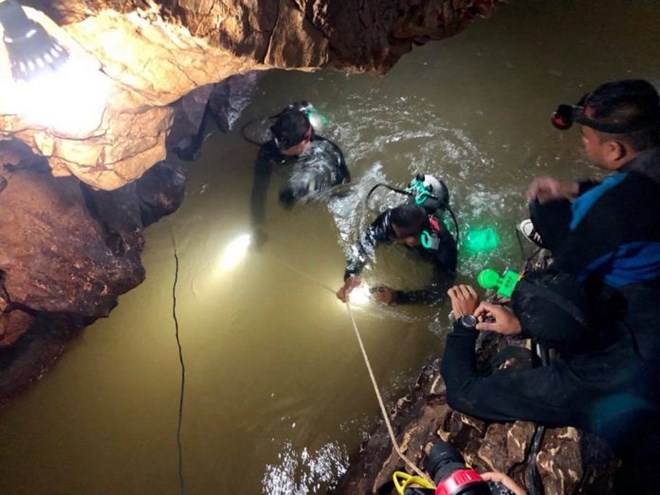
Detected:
[
  {"left": 0, "top": 144, "right": 186, "bottom": 403},
  {"left": 332, "top": 357, "right": 619, "bottom": 495},
  {"left": 0, "top": 162, "right": 146, "bottom": 316},
  {"left": 1, "top": 0, "right": 502, "bottom": 190}
]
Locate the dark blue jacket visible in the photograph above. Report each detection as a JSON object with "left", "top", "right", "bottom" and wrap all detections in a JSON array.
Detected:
[{"left": 556, "top": 148, "right": 660, "bottom": 288}]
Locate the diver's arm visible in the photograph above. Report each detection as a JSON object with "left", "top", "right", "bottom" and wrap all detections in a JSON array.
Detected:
[
  {"left": 393, "top": 273, "right": 455, "bottom": 305},
  {"left": 250, "top": 145, "right": 275, "bottom": 227},
  {"left": 332, "top": 140, "right": 351, "bottom": 184},
  {"left": 344, "top": 211, "right": 392, "bottom": 279},
  {"left": 441, "top": 322, "right": 576, "bottom": 426},
  {"left": 394, "top": 231, "right": 458, "bottom": 304}
]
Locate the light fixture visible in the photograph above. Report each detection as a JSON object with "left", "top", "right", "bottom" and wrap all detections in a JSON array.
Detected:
[{"left": 0, "top": 0, "right": 68, "bottom": 81}]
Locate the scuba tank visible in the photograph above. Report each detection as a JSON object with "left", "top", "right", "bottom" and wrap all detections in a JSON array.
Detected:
[
  {"left": 293, "top": 101, "right": 328, "bottom": 132},
  {"left": 406, "top": 174, "right": 450, "bottom": 215},
  {"left": 366, "top": 173, "right": 460, "bottom": 244}
]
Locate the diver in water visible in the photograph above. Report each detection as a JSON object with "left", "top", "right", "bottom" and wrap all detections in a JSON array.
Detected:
[
  {"left": 336, "top": 202, "right": 457, "bottom": 305},
  {"left": 250, "top": 105, "right": 350, "bottom": 245}
]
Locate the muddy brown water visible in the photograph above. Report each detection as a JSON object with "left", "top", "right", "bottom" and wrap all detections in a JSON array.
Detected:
[{"left": 1, "top": 1, "right": 659, "bottom": 493}]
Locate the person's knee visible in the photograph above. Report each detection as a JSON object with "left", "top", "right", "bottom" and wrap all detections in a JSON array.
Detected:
[
  {"left": 441, "top": 374, "right": 474, "bottom": 414},
  {"left": 445, "top": 391, "right": 463, "bottom": 412}
]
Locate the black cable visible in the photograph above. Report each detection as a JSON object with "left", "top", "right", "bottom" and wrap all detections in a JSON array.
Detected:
[
  {"left": 445, "top": 204, "right": 460, "bottom": 244},
  {"left": 524, "top": 342, "right": 550, "bottom": 495},
  {"left": 526, "top": 424, "right": 546, "bottom": 495},
  {"left": 515, "top": 228, "right": 543, "bottom": 273},
  {"left": 171, "top": 240, "right": 187, "bottom": 495},
  {"left": 365, "top": 182, "right": 413, "bottom": 208},
  {"left": 515, "top": 228, "right": 526, "bottom": 265}
]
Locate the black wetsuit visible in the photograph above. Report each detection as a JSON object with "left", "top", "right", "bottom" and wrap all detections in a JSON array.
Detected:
[
  {"left": 250, "top": 135, "right": 350, "bottom": 227},
  {"left": 525, "top": 149, "right": 660, "bottom": 391},
  {"left": 441, "top": 284, "right": 660, "bottom": 491},
  {"left": 344, "top": 209, "right": 457, "bottom": 304}
]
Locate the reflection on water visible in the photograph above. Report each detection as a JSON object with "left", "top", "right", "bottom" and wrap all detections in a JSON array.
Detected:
[
  {"left": 262, "top": 441, "right": 348, "bottom": 495},
  {"left": 219, "top": 233, "right": 253, "bottom": 270},
  {"left": 1, "top": 1, "right": 659, "bottom": 494}
]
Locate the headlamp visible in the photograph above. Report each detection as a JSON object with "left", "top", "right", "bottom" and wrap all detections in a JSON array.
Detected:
[{"left": 551, "top": 92, "right": 658, "bottom": 134}]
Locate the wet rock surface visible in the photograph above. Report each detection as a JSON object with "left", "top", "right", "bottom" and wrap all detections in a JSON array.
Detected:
[
  {"left": 0, "top": 143, "right": 185, "bottom": 405},
  {"left": 167, "top": 71, "right": 264, "bottom": 161},
  {"left": 332, "top": 333, "right": 620, "bottom": 495}
]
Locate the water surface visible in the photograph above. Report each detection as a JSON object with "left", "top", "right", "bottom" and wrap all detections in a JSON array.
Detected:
[{"left": 1, "top": 1, "right": 659, "bottom": 493}]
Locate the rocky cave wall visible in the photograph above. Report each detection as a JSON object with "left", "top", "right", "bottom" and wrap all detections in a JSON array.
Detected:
[
  {"left": 0, "top": 0, "right": 503, "bottom": 402},
  {"left": 1, "top": 0, "right": 502, "bottom": 190},
  {"left": 331, "top": 336, "right": 620, "bottom": 495}
]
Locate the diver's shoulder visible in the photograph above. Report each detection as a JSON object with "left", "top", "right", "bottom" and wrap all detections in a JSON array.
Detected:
[{"left": 311, "top": 135, "right": 343, "bottom": 150}]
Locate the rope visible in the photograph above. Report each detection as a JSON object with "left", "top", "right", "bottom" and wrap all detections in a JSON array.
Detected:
[
  {"left": 171, "top": 239, "right": 187, "bottom": 495},
  {"left": 265, "top": 251, "right": 430, "bottom": 480},
  {"left": 344, "top": 302, "right": 432, "bottom": 482}
]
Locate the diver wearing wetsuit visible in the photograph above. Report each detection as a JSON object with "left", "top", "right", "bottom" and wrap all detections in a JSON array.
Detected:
[
  {"left": 250, "top": 108, "right": 350, "bottom": 235},
  {"left": 337, "top": 204, "right": 457, "bottom": 305}
]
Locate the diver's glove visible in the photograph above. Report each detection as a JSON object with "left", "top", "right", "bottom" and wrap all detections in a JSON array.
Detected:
[{"left": 279, "top": 187, "right": 296, "bottom": 208}]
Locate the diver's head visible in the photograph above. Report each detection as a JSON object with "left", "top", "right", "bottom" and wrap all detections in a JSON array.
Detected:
[
  {"left": 270, "top": 109, "right": 313, "bottom": 156},
  {"left": 552, "top": 79, "right": 660, "bottom": 171},
  {"left": 390, "top": 204, "right": 429, "bottom": 248}
]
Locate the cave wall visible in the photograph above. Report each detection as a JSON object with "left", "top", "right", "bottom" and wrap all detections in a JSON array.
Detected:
[
  {"left": 0, "top": 0, "right": 502, "bottom": 400},
  {"left": 0, "top": 0, "right": 502, "bottom": 190},
  {"left": 0, "top": 141, "right": 185, "bottom": 404}
]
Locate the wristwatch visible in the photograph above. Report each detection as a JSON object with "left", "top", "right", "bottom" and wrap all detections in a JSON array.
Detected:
[{"left": 457, "top": 314, "right": 478, "bottom": 329}]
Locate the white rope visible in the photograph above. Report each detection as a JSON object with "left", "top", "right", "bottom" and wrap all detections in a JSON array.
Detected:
[
  {"left": 344, "top": 302, "right": 431, "bottom": 482},
  {"left": 267, "top": 251, "right": 430, "bottom": 481}
]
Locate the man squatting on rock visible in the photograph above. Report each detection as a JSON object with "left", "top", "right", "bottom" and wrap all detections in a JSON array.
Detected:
[{"left": 442, "top": 79, "right": 660, "bottom": 493}]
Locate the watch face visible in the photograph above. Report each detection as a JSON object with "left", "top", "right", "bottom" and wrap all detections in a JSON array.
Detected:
[{"left": 459, "top": 315, "right": 477, "bottom": 328}]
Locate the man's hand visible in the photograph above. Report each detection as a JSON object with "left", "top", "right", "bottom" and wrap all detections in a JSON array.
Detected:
[
  {"left": 481, "top": 472, "right": 526, "bottom": 495},
  {"left": 473, "top": 302, "right": 522, "bottom": 335},
  {"left": 336, "top": 276, "right": 362, "bottom": 302},
  {"left": 370, "top": 285, "right": 396, "bottom": 305},
  {"left": 447, "top": 285, "right": 480, "bottom": 317},
  {"left": 527, "top": 176, "right": 579, "bottom": 203}
]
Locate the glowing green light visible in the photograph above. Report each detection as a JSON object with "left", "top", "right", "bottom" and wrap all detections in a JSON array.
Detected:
[
  {"left": 464, "top": 226, "right": 500, "bottom": 254},
  {"left": 306, "top": 107, "right": 328, "bottom": 130},
  {"left": 477, "top": 268, "right": 520, "bottom": 298}
]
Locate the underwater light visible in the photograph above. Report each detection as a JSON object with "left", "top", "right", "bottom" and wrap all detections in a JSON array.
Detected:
[
  {"left": 348, "top": 284, "right": 371, "bottom": 306},
  {"left": 220, "top": 233, "right": 252, "bottom": 270},
  {"left": 463, "top": 226, "right": 500, "bottom": 254}
]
